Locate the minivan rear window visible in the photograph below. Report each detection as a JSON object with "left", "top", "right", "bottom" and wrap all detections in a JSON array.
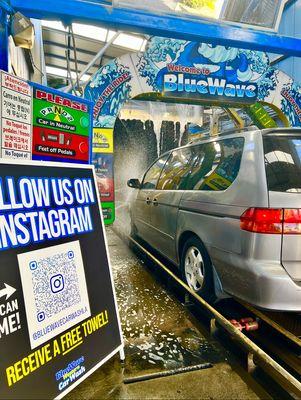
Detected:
[{"left": 263, "top": 135, "right": 301, "bottom": 192}]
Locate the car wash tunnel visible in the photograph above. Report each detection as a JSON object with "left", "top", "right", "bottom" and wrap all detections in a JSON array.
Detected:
[{"left": 2, "top": 0, "right": 301, "bottom": 399}]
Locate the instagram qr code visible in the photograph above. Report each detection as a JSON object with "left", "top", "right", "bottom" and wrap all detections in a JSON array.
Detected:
[
  {"left": 31, "top": 251, "right": 81, "bottom": 321},
  {"left": 18, "top": 241, "right": 91, "bottom": 349}
]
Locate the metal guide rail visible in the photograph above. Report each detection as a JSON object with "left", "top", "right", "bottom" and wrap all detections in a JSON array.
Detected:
[
  {"left": 242, "top": 304, "right": 301, "bottom": 342},
  {"left": 235, "top": 300, "right": 301, "bottom": 382},
  {"left": 127, "top": 235, "right": 301, "bottom": 398}
]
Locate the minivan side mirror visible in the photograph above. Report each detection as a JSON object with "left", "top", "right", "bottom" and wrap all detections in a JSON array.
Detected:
[{"left": 127, "top": 178, "right": 141, "bottom": 189}]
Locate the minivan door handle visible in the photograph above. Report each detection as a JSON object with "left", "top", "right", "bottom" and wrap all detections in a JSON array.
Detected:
[
  {"left": 146, "top": 197, "right": 151, "bottom": 205},
  {"left": 152, "top": 198, "right": 158, "bottom": 206}
]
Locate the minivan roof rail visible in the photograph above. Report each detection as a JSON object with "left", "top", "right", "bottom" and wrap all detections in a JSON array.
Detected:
[
  {"left": 218, "top": 125, "right": 258, "bottom": 136},
  {"left": 188, "top": 125, "right": 258, "bottom": 144}
]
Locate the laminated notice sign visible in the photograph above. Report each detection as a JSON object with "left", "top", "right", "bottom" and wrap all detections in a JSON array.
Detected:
[
  {"left": 93, "top": 128, "right": 113, "bottom": 153},
  {"left": 0, "top": 160, "right": 123, "bottom": 399},
  {"left": 0, "top": 71, "right": 32, "bottom": 160},
  {"left": 32, "top": 84, "right": 92, "bottom": 164},
  {"left": 0, "top": 71, "right": 93, "bottom": 165}
]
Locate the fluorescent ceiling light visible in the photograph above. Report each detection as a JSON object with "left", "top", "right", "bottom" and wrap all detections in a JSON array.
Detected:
[
  {"left": 266, "top": 151, "right": 294, "bottom": 164},
  {"left": 46, "top": 66, "right": 91, "bottom": 82},
  {"left": 113, "top": 33, "right": 145, "bottom": 50},
  {"left": 72, "top": 23, "right": 108, "bottom": 42},
  {"left": 42, "top": 20, "right": 146, "bottom": 51},
  {"left": 42, "top": 20, "right": 67, "bottom": 31},
  {"left": 42, "top": 20, "right": 108, "bottom": 41}
]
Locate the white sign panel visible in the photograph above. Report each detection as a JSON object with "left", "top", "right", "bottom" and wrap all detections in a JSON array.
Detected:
[{"left": 0, "top": 71, "right": 33, "bottom": 160}]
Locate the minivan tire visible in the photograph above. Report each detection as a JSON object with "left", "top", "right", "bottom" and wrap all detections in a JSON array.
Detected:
[{"left": 180, "top": 236, "right": 216, "bottom": 304}]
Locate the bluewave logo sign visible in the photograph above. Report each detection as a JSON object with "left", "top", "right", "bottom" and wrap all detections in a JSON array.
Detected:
[
  {"left": 163, "top": 65, "right": 257, "bottom": 103},
  {"left": 56, "top": 356, "right": 86, "bottom": 392}
]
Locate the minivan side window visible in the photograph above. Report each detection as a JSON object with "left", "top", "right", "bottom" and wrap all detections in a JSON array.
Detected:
[
  {"left": 185, "top": 137, "right": 244, "bottom": 191},
  {"left": 157, "top": 148, "right": 193, "bottom": 190},
  {"left": 141, "top": 155, "right": 169, "bottom": 189},
  {"left": 156, "top": 138, "right": 244, "bottom": 191}
]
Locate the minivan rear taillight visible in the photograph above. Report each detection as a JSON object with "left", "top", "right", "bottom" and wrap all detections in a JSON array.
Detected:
[{"left": 240, "top": 208, "right": 301, "bottom": 234}]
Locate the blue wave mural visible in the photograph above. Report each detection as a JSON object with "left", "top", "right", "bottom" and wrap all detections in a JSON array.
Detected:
[{"left": 84, "top": 37, "right": 301, "bottom": 128}]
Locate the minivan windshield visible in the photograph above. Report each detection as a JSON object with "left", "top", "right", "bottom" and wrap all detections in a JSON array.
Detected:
[{"left": 263, "top": 135, "right": 301, "bottom": 193}]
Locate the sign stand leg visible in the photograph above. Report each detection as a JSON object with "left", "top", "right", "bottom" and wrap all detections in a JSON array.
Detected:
[{"left": 119, "top": 347, "right": 125, "bottom": 362}]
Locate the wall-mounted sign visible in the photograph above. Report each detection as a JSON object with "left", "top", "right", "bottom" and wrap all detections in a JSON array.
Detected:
[
  {"left": 0, "top": 160, "right": 123, "bottom": 399},
  {"left": 93, "top": 153, "right": 114, "bottom": 203},
  {"left": 0, "top": 71, "right": 93, "bottom": 165},
  {"left": 93, "top": 128, "right": 113, "bottom": 153},
  {"left": 92, "top": 129, "right": 114, "bottom": 224},
  {"left": 101, "top": 201, "right": 115, "bottom": 225},
  {"left": 162, "top": 66, "right": 258, "bottom": 103},
  {"left": 0, "top": 71, "right": 32, "bottom": 160},
  {"left": 32, "top": 85, "right": 92, "bottom": 163},
  {"left": 163, "top": 74, "right": 257, "bottom": 102}
]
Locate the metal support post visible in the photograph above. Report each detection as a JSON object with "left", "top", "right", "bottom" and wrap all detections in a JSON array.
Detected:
[
  {"left": 225, "top": 108, "right": 245, "bottom": 129},
  {"left": 247, "top": 352, "right": 257, "bottom": 373},
  {"left": 184, "top": 292, "right": 193, "bottom": 307},
  {"left": 210, "top": 108, "right": 220, "bottom": 137},
  {"left": 210, "top": 318, "right": 218, "bottom": 336},
  {"left": 0, "top": 0, "right": 10, "bottom": 72},
  {"left": 62, "top": 30, "right": 121, "bottom": 93}
]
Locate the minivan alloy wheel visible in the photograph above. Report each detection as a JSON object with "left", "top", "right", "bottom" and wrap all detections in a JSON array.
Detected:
[{"left": 184, "top": 246, "right": 204, "bottom": 291}]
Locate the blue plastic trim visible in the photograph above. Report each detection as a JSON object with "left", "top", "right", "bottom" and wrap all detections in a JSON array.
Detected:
[
  {"left": 10, "top": 0, "right": 301, "bottom": 56},
  {"left": 0, "top": 1, "right": 10, "bottom": 71},
  {"left": 0, "top": 0, "right": 12, "bottom": 13}
]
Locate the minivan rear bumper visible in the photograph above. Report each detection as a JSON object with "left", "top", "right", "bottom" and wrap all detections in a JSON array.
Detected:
[
  {"left": 247, "top": 270, "right": 301, "bottom": 312},
  {"left": 212, "top": 254, "right": 301, "bottom": 312}
]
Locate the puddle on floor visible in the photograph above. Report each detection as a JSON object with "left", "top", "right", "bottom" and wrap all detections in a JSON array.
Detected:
[{"left": 107, "top": 228, "right": 225, "bottom": 378}]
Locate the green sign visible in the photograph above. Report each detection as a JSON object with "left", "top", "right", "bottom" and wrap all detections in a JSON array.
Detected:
[
  {"left": 32, "top": 87, "right": 91, "bottom": 163},
  {"left": 101, "top": 202, "right": 115, "bottom": 225},
  {"left": 33, "top": 98, "right": 90, "bottom": 137}
]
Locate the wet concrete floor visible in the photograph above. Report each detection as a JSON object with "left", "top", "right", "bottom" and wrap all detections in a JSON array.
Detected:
[{"left": 68, "top": 229, "right": 268, "bottom": 399}]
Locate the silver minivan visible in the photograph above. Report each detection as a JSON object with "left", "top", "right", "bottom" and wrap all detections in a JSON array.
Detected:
[{"left": 127, "top": 128, "right": 301, "bottom": 312}]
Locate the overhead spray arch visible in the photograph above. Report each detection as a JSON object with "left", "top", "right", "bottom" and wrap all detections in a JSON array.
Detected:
[
  {"left": 84, "top": 37, "right": 301, "bottom": 224},
  {"left": 84, "top": 37, "right": 301, "bottom": 130}
]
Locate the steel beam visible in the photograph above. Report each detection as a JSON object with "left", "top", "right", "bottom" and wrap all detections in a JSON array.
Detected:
[
  {"left": 10, "top": 0, "right": 301, "bottom": 56},
  {"left": 43, "top": 40, "right": 97, "bottom": 56},
  {"left": 44, "top": 52, "right": 89, "bottom": 66}
]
